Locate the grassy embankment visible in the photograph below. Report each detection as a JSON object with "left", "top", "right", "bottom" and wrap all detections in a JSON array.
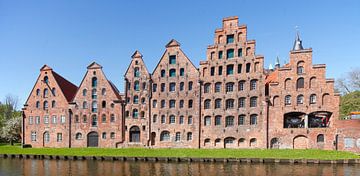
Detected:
[{"left": 0, "top": 144, "right": 358, "bottom": 160}]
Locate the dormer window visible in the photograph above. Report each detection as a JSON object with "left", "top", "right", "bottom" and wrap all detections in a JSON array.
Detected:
[{"left": 226, "top": 34, "right": 234, "bottom": 44}]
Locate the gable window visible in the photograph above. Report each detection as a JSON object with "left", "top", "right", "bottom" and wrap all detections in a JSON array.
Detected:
[
  {"left": 250, "top": 97, "right": 257, "bottom": 107},
  {"left": 101, "top": 88, "right": 106, "bottom": 96},
  {"left": 36, "top": 101, "right": 40, "bottom": 109},
  {"left": 215, "top": 82, "right": 222, "bottom": 93},
  {"left": 169, "top": 69, "right": 176, "bottom": 77},
  {"left": 227, "top": 49, "right": 234, "bottom": 59},
  {"left": 43, "top": 101, "right": 48, "bottom": 110},
  {"left": 226, "top": 65, "right": 234, "bottom": 75},
  {"left": 134, "top": 67, "right": 140, "bottom": 77},
  {"left": 246, "top": 63, "right": 251, "bottom": 73},
  {"left": 36, "top": 89, "right": 40, "bottom": 96},
  {"left": 92, "top": 101, "right": 97, "bottom": 112},
  {"left": 43, "top": 88, "right": 48, "bottom": 98},
  {"left": 218, "top": 51, "right": 223, "bottom": 59},
  {"left": 297, "top": 61, "right": 305, "bottom": 74},
  {"left": 215, "top": 116, "right": 221, "bottom": 126},
  {"left": 83, "top": 89, "right": 87, "bottom": 96},
  {"left": 210, "top": 52, "right": 215, "bottom": 60},
  {"left": 226, "top": 34, "right": 234, "bottom": 44},
  {"left": 180, "top": 68, "right": 184, "bottom": 76},
  {"left": 250, "top": 79, "right": 257, "bottom": 90},
  {"left": 225, "top": 116, "right": 234, "bottom": 127},
  {"left": 297, "top": 95, "right": 304, "bottom": 105},
  {"left": 134, "top": 81, "right": 140, "bottom": 91},
  {"left": 226, "top": 82, "right": 234, "bottom": 93},
  {"left": 92, "top": 89, "right": 97, "bottom": 99},
  {"left": 215, "top": 99, "right": 222, "bottom": 109},
  {"left": 218, "top": 66, "right": 223, "bottom": 75},
  {"left": 51, "top": 88, "right": 56, "bottom": 96},
  {"left": 169, "top": 55, "right": 176, "bottom": 64},
  {"left": 83, "top": 101, "right": 87, "bottom": 109},
  {"left": 92, "top": 77, "right": 97, "bottom": 88},
  {"left": 44, "top": 76, "right": 49, "bottom": 84},
  {"left": 51, "top": 101, "right": 56, "bottom": 108},
  {"left": 226, "top": 99, "right": 234, "bottom": 109},
  {"left": 250, "top": 114, "right": 257, "bottom": 125},
  {"left": 169, "top": 82, "right": 176, "bottom": 92},
  {"left": 161, "top": 70, "right": 166, "bottom": 77},
  {"left": 238, "top": 115, "right": 245, "bottom": 125},
  {"left": 238, "top": 48, "right": 243, "bottom": 57}
]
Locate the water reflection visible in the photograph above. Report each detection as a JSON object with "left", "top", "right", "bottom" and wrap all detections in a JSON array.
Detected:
[{"left": 1, "top": 158, "right": 360, "bottom": 176}]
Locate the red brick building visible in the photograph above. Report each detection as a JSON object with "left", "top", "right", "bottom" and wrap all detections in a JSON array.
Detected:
[{"left": 22, "top": 16, "right": 358, "bottom": 152}]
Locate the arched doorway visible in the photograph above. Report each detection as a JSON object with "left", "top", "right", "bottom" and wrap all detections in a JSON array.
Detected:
[
  {"left": 87, "top": 132, "right": 99, "bottom": 147},
  {"left": 224, "top": 137, "right": 235, "bottom": 148},
  {"left": 151, "top": 132, "right": 156, "bottom": 146},
  {"left": 293, "top": 135, "right": 308, "bottom": 149},
  {"left": 43, "top": 131, "right": 50, "bottom": 147},
  {"left": 130, "top": 126, "right": 140, "bottom": 142},
  {"left": 270, "top": 138, "right": 280, "bottom": 149}
]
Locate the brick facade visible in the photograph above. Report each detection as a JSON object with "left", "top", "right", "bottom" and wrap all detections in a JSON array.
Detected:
[{"left": 22, "top": 16, "right": 359, "bottom": 153}]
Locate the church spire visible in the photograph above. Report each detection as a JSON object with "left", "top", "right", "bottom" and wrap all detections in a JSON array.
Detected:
[
  {"left": 292, "top": 31, "right": 304, "bottom": 51},
  {"left": 275, "top": 56, "right": 280, "bottom": 69}
]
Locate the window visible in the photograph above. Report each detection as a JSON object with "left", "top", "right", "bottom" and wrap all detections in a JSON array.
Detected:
[
  {"left": 169, "top": 55, "right": 176, "bottom": 64},
  {"left": 134, "top": 81, "right": 140, "bottom": 91},
  {"left": 250, "top": 97, "right": 257, "bottom": 107},
  {"left": 43, "top": 101, "right": 48, "bottom": 110},
  {"left": 133, "top": 109, "right": 138, "bottom": 118},
  {"left": 225, "top": 116, "right": 234, "bottom": 127},
  {"left": 238, "top": 115, "right": 245, "bottom": 125},
  {"left": 36, "top": 89, "right": 40, "bottom": 96},
  {"left": 110, "top": 132, "right": 115, "bottom": 139},
  {"left": 180, "top": 68, "right": 184, "bottom": 76},
  {"left": 92, "top": 89, "right": 97, "bottom": 99},
  {"left": 238, "top": 48, "right": 243, "bottom": 57},
  {"left": 36, "top": 101, "right": 40, "bottom": 109},
  {"left": 44, "top": 132, "right": 50, "bottom": 143},
  {"left": 169, "top": 82, "right": 176, "bottom": 92},
  {"left": 134, "top": 67, "right": 140, "bottom": 77},
  {"left": 74, "top": 115, "right": 80, "bottom": 123},
  {"left": 29, "top": 116, "right": 33, "bottom": 125},
  {"left": 161, "top": 100, "right": 166, "bottom": 108},
  {"left": 92, "top": 77, "right": 97, "bottom": 88},
  {"left": 215, "top": 82, "right": 221, "bottom": 93},
  {"left": 102, "top": 132, "right": 106, "bottom": 139},
  {"left": 238, "top": 81, "right": 245, "bottom": 91},
  {"left": 227, "top": 49, "right": 234, "bottom": 59},
  {"left": 169, "top": 115, "right": 176, "bottom": 124},
  {"left": 237, "top": 64, "right": 242, "bottom": 73},
  {"left": 310, "top": 94, "right": 317, "bottom": 104},
  {"left": 218, "top": 51, "right": 223, "bottom": 59},
  {"left": 204, "top": 99, "right": 211, "bottom": 109},
  {"left": 226, "top": 82, "right": 234, "bottom": 93},
  {"left": 250, "top": 114, "right": 257, "bottom": 125},
  {"left": 82, "top": 89, "right": 87, "bottom": 96},
  {"left": 110, "top": 114, "right": 115, "bottom": 122},
  {"left": 226, "top": 99, "right": 234, "bottom": 109},
  {"left": 215, "top": 99, "right": 222, "bottom": 109},
  {"left": 210, "top": 67, "right": 215, "bottom": 76},
  {"left": 57, "top": 133, "right": 62, "bottom": 142},
  {"left": 101, "top": 88, "right": 106, "bottom": 96},
  {"left": 44, "top": 88, "right": 48, "bottom": 97},
  {"left": 60, "top": 115, "right": 65, "bottom": 123},
  {"left": 92, "top": 115, "right": 98, "bottom": 127},
  {"left": 225, "top": 138, "right": 234, "bottom": 145},
  {"left": 246, "top": 63, "right": 251, "bottom": 73},
  {"left": 297, "top": 61, "right": 305, "bottom": 74},
  {"left": 92, "top": 101, "right": 97, "bottom": 113},
  {"left": 83, "top": 101, "right": 87, "bottom": 109},
  {"left": 317, "top": 134, "right": 324, "bottom": 143},
  {"left": 161, "top": 115, "right": 166, "bottom": 124},
  {"left": 204, "top": 116, "right": 211, "bottom": 126},
  {"left": 284, "top": 78, "right": 291, "bottom": 90},
  {"left": 210, "top": 51, "right": 215, "bottom": 60},
  {"left": 179, "top": 116, "right": 184, "bottom": 124},
  {"left": 297, "top": 95, "right": 304, "bottom": 105},
  {"left": 297, "top": 78, "right": 304, "bottom": 89},
  {"left": 51, "top": 88, "right": 56, "bottom": 96},
  {"left": 204, "top": 83, "right": 211, "bottom": 93},
  {"left": 238, "top": 97, "right": 246, "bottom": 108},
  {"left": 161, "top": 83, "right": 165, "bottom": 92},
  {"left": 102, "top": 101, "right": 106, "bottom": 108},
  {"left": 250, "top": 80, "right": 257, "bottom": 90},
  {"left": 161, "top": 70, "right": 165, "bottom": 77},
  {"left": 44, "top": 116, "right": 49, "bottom": 124},
  {"left": 285, "top": 95, "right": 291, "bottom": 105},
  {"left": 180, "top": 82, "right": 184, "bottom": 91},
  {"left": 169, "top": 100, "right": 176, "bottom": 108},
  {"left": 75, "top": 133, "right": 82, "bottom": 140},
  {"left": 125, "top": 111, "right": 129, "bottom": 118},
  {"left": 179, "top": 100, "right": 184, "bottom": 108},
  {"left": 133, "top": 96, "right": 139, "bottom": 104},
  {"left": 169, "top": 69, "right": 176, "bottom": 77},
  {"left": 187, "top": 132, "right": 192, "bottom": 141},
  {"left": 226, "top": 65, "right": 234, "bottom": 75},
  {"left": 226, "top": 34, "right": 234, "bottom": 43},
  {"left": 175, "top": 132, "right": 181, "bottom": 142},
  {"left": 188, "top": 116, "right": 193, "bottom": 124},
  {"left": 44, "top": 76, "right": 49, "bottom": 84},
  {"left": 160, "top": 131, "right": 170, "bottom": 141},
  {"left": 83, "top": 115, "right": 87, "bottom": 123},
  {"left": 188, "top": 100, "right": 193, "bottom": 108},
  {"left": 152, "top": 84, "right": 157, "bottom": 92},
  {"left": 153, "top": 115, "right": 157, "bottom": 123},
  {"left": 215, "top": 116, "right": 221, "bottom": 126},
  {"left": 152, "top": 100, "right": 157, "bottom": 108},
  {"left": 188, "top": 81, "right": 193, "bottom": 91},
  {"left": 31, "top": 132, "right": 37, "bottom": 141},
  {"left": 35, "top": 116, "right": 40, "bottom": 124},
  {"left": 218, "top": 66, "right": 223, "bottom": 75},
  {"left": 246, "top": 47, "right": 251, "bottom": 56},
  {"left": 101, "top": 114, "right": 106, "bottom": 123}
]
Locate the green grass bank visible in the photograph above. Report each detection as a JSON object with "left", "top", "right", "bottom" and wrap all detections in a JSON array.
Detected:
[{"left": 0, "top": 144, "right": 358, "bottom": 160}]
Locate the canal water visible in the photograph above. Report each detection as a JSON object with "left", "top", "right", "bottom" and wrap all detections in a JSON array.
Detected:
[{"left": 1, "top": 158, "right": 360, "bottom": 176}]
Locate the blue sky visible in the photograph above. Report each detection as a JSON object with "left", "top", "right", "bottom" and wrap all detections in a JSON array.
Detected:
[{"left": 0, "top": 0, "right": 359, "bottom": 105}]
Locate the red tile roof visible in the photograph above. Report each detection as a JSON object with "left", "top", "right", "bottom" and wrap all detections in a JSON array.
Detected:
[
  {"left": 265, "top": 70, "right": 278, "bottom": 85},
  {"left": 52, "top": 71, "right": 78, "bottom": 102}
]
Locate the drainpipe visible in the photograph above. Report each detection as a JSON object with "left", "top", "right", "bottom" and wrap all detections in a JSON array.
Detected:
[
  {"left": 266, "top": 98, "right": 269, "bottom": 149},
  {"left": 21, "top": 110, "right": 25, "bottom": 147},
  {"left": 68, "top": 109, "right": 72, "bottom": 148},
  {"left": 148, "top": 78, "right": 153, "bottom": 147},
  {"left": 198, "top": 80, "right": 203, "bottom": 149}
]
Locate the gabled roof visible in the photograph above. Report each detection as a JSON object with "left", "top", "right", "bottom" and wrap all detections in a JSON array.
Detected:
[
  {"left": 165, "top": 39, "right": 181, "bottom": 48},
  {"left": 52, "top": 71, "right": 78, "bottom": 102},
  {"left": 124, "top": 50, "right": 150, "bottom": 77},
  {"left": 131, "top": 50, "right": 143, "bottom": 58},
  {"left": 87, "top": 62, "right": 103, "bottom": 69},
  {"left": 40, "top": 65, "right": 53, "bottom": 71},
  {"left": 108, "top": 80, "right": 122, "bottom": 100}
]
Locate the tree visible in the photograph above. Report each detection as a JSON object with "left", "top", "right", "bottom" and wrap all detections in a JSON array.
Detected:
[
  {"left": 1, "top": 116, "right": 22, "bottom": 145},
  {"left": 336, "top": 68, "right": 360, "bottom": 95}
]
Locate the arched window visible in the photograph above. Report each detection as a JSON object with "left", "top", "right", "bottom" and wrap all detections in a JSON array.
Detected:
[
  {"left": 169, "top": 69, "right": 176, "bottom": 77},
  {"left": 297, "top": 95, "right": 304, "bottom": 105},
  {"left": 250, "top": 114, "right": 257, "bottom": 125},
  {"left": 215, "top": 99, "right": 222, "bottom": 109},
  {"left": 102, "top": 101, "right": 106, "bottom": 108},
  {"left": 43, "top": 101, "right": 48, "bottom": 110},
  {"left": 238, "top": 115, "right": 245, "bottom": 125},
  {"left": 92, "top": 101, "right": 97, "bottom": 113},
  {"left": 246, "top": 47, "right": 251, "bottom": 56},
  {"left": 101, "top": 88, "right": 106, "bottom": 96},
  {"left": 160, "top": 131, "right": 170, "bottom": 141},
  {"left": 250, "top": 79, "right": 257, "bottom": 90},
  {"left": 187, "top": 132, "right": 192, "bottom": 141},
  {"left": 273, "top": 96, "right": 279, "bottom": 107},
  {"left": 133, "top": 96, "right": 139, "bottom": 104},
  {"left": 284, "top": 78, "right": 291, "bottom": 90},
  {"left": 226, "top": 99, "right": 235, "bottom": 109},
  {"left": 82, "top": 89, "right": 87, "bottom": 96},
  {"left": 43, "top": 88, "right": 48, "bottom": 97},
  {"left": 92, "top": 77, "right": 97, "bottom": 88},
  {"left": 215, "top": 116, "right": 222, "bottom": 126},
  {"left": 188, "top": 81, "right": 193, "bottom": 91},
  {"left": 134, "top": 81, "right": 140, "bottom": 91},
  {"left": 224, "top": 137, "right": 235, "bottom": 145},
  {"left": 51, "top": 88, "right": 56, "bottom": 96},
  {"left": 169, "top": 115, "right": 175, "bottom": 124},
  {"left": 161, "top": 115, "right": 166, "bottom": 124},
  {"left": 250, "top": 138, "right": 257, "bottom": 147},
  {"left": 238, "top": 80, "right": 245, "bottom": 91},
  {"left": 140, "top": 111, "right": 145, "bottom": 118},
  {"left": 226, "top": 82, "right": 234, "bottom": 92},
  {"left": 92, "top": 89, "right": 97, "bottom": 99},
  {"left": 204, "top": 138, "right": 211, "bottom": 146},
  {"left": 161, "top": 70, "right": 166, "bottom": 77},
  {"left": 36, "top": 89, "right": 40, "bottom": 96},
  {"left": 225, "top": 116, "right": 234, "bottom": 127},
  {"left": 51, "top": 100, "right": 56, "bottom": 108},
  {"left": 250, "top": 97, "right": 257, "bottom": 107},
  {"left": 44, "top": 131, "right": 50, "bottom": 143},
  {"left": 218, "top": 35, "right": 223, "bottom": 44},
  {"left": 204, "top": 116, "right": 211, "bottom": 126},
  {"left": 83, "top": 101, "right": 87, "bottom": 109},
  {"left": 297, "top": 61, "right": 305, "bottom": 74},
  {"left": 297, "top": 78, "right": 304, "bottom": 89},
  {"left": 204, "top": 99, "right": 211, "bottom": 109},
  {"left": 101, "top": 114, "right": 106, "bottom": 123},
  {"left": 133, "top": 109, "right": 138, "bottom": 118},
  {"left": 102, "top": 132, "right": 106, "bottom": 139},
  {"left": 215, "top": 82, "right": 222, "bottom": 93},
  {"left": 44, "top": 76, "right": 49, "bottom": 84},
  {"left": 310, "top": 77, "right": 317, "bottom": 88},
  {"left": 317, "top": 134, "right": 324, "bottom": 143},
  {"left": 134, "top": 67, "right": 140, "bottom": 77},
  {"left": 75, "top": 133, "right": 82, "bottom": 140},
  {"left": 204, "top": 83, "right": 211, "bottom": 93},
  {"left": 91, "top": 115, "right": 98, "bottom": 127},
  {"left": 36, "top": 101, "right": 40, "bottom": 109},
  {"left": 238, "top": 97, "right": 246, "bottom": 108},
  {"left": 285, "top": 95, "right": 291, "bottom": 105},
  {"left": 310, "top": 94, "right": 317, "bottom": 104}
]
